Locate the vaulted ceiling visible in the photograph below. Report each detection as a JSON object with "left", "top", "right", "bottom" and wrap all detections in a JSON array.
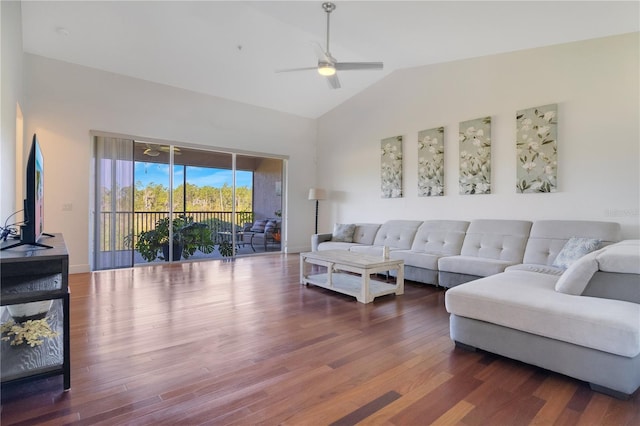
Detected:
[{"left": 21, "top": 1, "right": 639, "bottom": 119}]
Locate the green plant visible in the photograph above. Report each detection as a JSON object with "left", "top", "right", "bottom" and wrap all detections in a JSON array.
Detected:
[
  {"left": 218, "top": 240, "right": 233, "bottom": 258},
  {"left": 129, "top": 215, "right": 215, "bottom": 262}
]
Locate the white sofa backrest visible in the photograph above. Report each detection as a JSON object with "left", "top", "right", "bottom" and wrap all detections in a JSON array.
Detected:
[
  {"left": 352, "top": 223, "right": 382, "bottom": 245},
  {"left": 523, "top": 220, "right": 622, "bottom": 266},
  {"left": 372, "top": 220, "right": 423, "bottom": 249},
  {"left": 461, "top": 219, "right": 532, "bottom": 262},
  {"left": 410, "top": 220, "right": 470, "bottom": 255}
]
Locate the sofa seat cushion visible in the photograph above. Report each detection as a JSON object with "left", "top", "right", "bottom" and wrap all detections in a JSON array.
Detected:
[
  {"left": 390, "top": 250, "right": 440, "bottom": 270},
  {"left": 445, "top": 270, "right": 640, "bottom": 358},
  {"left": 505, "top": 263, "right": 564, "bottom": 275},
  {"left": 349, "top": 245, "right": 391, "bottom": 257},
  {"left": 438, "top": 255, "right": 518, "bottom": 277},
  {"left": 317, "top": 241, "right": 365, "bottom": 251}
]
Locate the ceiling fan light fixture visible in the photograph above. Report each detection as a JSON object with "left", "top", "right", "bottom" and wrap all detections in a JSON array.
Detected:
[
  {"left": 318, "top": 63, "right": 336, "bottom": 76},
  {"left": 143, "top": 148, "right": 160, "bottom": 157}
]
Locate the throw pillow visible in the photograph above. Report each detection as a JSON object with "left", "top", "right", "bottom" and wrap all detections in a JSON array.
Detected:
[
  {"left": 264, "top": 220, "right": 278, "bottom": 234},
  {"left": 250, "top": 219, "right": 268, "bottom": 233},
  {"left": 331, "top": 223, "right": 356, "bottom": 242},
  {"left": 552, "top": 237, "right": 602, "bottom": 269},
  {"left": 555, "top": 249, "right": 603, "bottom": 295}
]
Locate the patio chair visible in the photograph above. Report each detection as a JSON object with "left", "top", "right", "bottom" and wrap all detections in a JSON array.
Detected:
[{"left": 243, "top": 219, "right": 281, "bottom": 252}]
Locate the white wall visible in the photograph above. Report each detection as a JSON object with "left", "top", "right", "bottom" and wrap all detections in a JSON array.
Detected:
[
  {"left": 23, "top": 54, "right": 317, "bottom": 272},
  {"left": 317, "top": 33, "right": 640, "bottom": 239},
  {"left": 1, "top": 1, "right": 24, "bottom": 225}
]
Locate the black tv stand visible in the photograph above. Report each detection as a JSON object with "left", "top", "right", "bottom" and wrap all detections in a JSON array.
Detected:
[{"left": 0, "top": 233, "right": 54, "bottom": 251}]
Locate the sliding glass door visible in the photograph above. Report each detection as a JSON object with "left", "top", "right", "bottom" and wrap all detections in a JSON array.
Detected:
[{"left": 93, "top": 136, "right": 285, "bottom": 270}]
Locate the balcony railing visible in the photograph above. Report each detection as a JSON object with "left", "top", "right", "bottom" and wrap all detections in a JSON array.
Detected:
[{"left": 98, "top": 211, "right": 254, "bottom": 252}]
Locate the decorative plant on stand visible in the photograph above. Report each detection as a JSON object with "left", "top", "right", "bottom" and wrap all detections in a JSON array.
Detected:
[{"left": 131, "top": 215, "right": 215, "bottom": 262}]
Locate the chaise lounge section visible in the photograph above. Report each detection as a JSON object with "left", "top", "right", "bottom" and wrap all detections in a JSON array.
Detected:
[{"left": 445, "top": 239, "right": 640, "bottom": 398}]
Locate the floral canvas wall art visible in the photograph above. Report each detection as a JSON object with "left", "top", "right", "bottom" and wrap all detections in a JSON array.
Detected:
[
  {"left": 516, "top": 104, "right": 557, "bottom": 193},
  {"left": 381, "top": 135, "right": 403, "bottom": 198},
  {"left": 459, "top": 117, "right": 491, "bottom": 195},
  {"left": 418, "top": 127, "right": 444, "bottom": 196}
]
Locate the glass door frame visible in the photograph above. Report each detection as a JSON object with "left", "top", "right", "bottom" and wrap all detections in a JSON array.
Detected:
[{"left": 91, "top": 130, "right": 288, "bottom": 270}]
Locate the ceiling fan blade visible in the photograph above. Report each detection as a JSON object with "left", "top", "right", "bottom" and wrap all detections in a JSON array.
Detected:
[
  {"left": 326, "top": 73, "right": 341, "bottom": 89},
  {"left": 335, "top": 62, "right": 384, "bottom": 71},
  {"left": 275, "top": 66, "right": 319, "bottom": 73}
]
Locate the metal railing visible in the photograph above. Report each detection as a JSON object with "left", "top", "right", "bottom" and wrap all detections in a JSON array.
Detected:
[{"left": 98, "top": 211, "right": 255, "bottom": 252}]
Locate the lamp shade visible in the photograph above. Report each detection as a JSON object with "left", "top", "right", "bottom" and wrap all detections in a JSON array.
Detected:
[{"left": 308, "top": 188, "right": 327, "bottom": 200}]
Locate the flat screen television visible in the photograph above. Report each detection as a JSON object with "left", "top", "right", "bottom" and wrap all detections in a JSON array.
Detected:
[{"left": 1, "top": 134, "right": 52, "bottom": 250}]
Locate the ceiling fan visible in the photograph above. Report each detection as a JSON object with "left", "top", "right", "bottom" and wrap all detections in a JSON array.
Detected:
[
  {"left": 276, "top": 2, "right": 383, "bottom": 89},
  {"left": 143, "top": 144, "right": 181, "bottom": 157}
]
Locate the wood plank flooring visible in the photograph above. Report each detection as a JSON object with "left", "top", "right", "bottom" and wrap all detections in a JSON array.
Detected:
[{"left": 1, "top": 254, "right": 638, "bottom": 425}]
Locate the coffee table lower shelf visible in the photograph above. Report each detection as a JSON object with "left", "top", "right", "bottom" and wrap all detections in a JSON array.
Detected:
[{"left": 303, "top": 272, "right": 400, "bottom": 302}]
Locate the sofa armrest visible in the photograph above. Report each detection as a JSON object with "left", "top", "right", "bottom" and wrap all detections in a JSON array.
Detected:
[{"left": 312, "top": 233, "right": 332, "bottom": 251}]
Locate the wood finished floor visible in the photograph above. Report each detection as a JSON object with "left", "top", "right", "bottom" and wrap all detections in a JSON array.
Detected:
[{"left": 1, "top": 254, "right": 638, "bottom": 425}]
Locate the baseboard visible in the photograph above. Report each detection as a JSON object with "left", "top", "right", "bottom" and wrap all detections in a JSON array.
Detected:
[{"left": 70, "top": 264, "right": 90, "bottom": 274}]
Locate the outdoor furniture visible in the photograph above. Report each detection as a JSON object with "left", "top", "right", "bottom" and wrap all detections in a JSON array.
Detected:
[
  {"left": 243, "top": 219, "right": 281, "bottom": 252},
  {"left": 217, "top": 231, "right": 246, "bottom": 248}
]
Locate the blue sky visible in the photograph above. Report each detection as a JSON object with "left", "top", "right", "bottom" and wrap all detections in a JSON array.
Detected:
[{"left": 134, "top": 162, "right": 252, "bottom": 188}]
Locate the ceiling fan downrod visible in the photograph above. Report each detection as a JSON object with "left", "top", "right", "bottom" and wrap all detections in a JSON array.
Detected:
[{"left": 322, "top": 2, "right": 336, "bottom": 56}]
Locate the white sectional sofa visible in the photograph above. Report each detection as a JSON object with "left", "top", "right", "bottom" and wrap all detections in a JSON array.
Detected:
[
  {"left": 312, "top": 218, "right": 639, "bottom": 397},
  {"left": 312, "top": 218, "right": 621, "bottom": 288}
]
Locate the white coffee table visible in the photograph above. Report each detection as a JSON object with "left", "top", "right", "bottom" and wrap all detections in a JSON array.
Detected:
[{"left": 299, "top": 250, "right": 404, "bottom": 304}]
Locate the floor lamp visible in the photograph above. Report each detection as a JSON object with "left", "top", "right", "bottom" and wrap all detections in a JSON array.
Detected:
[{"left": 308, "top": 188, "right": 327, "bottom": 234}]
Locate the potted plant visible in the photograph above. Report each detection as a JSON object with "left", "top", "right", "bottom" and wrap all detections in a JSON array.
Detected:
[
  {"left": 218, "top": 240, "right": 234, "bottom": 260},
  {"left": 130, "top": 215, "right": 216, "bottom": 262}
]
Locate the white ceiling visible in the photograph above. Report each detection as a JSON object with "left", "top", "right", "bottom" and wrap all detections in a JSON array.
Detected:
[{"left": 21, "top": 1, "right": 639, "bottom": 119}]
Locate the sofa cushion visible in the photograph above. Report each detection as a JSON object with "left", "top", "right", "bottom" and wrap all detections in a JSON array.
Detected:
[
  {"left": 410, "top": 220, "right": 469, "bottom": 255},
  {"left": 349, "top": 245, "right": 388, "bottom": 257},
  {"left": 505, "top": 263, "right": 564, "bottom": 275},
  {"left": 522, "top": 220, "right": 621, "bottom": 266},
  {"left": 372, "top": 220, "right": 423, "bottom": 250},
  {"left": 555, "top": 249, "right": 603, "bottom": 295},
  {"left": 438, "top": 255, "right": 518, "bottom": 277},
  {"left": 352, "top": 224, "right": 382, "bottom": 245},
  {"left": 445, "top": 270, "right": 640, "bottom": 358},
  {"left": 552, "top": 237, "right": 602, "bottom": 269},
  {"left": 318, "top": 241, "right": 366, "bottom": 251},
  {"left": 596, "top": 240, "right": 640, "bottom": 274},
  {"left": 331, "top": 223, "right": 356, "bottom": 242},
  {"left": 390, "top": 250, "right": 440, "bottom": 270},
  {"left": 264, "top": 220, "right": 278, "bottom": 234},
  {"left": 250, "top": 219, "right": 268, "bottom": 233},
  {"left": 460, "top": 220, "right": 532, "bottom": 262}
]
